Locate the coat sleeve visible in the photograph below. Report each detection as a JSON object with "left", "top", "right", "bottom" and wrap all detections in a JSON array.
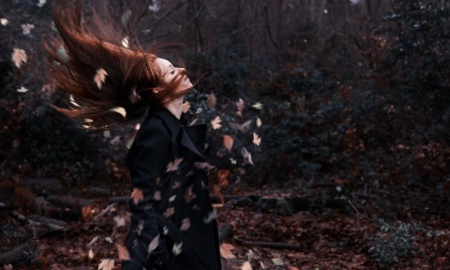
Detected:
[{"left": 126, "top": 123, "right": 171, "bottom": 268}]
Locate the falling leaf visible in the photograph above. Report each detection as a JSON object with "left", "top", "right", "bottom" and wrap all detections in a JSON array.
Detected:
[
  {"left": 256, "top": 117, "right": 262, "bottom": 127},
  {"left": 172, "top": 242, "right": 182, "bottom": 256},
  {"left": 272, "top": 258, "right": 284, "bottom": 266},
  {"left": 57, "top": 47, "right": 69, "bottom": 63},
  {"left": 17, "top": 87, "right": 28, "bottom": 93},
  {"left": 121, "top": 10, "right": 132, "bottom": 27},
  {"left": 93, "top": 68, "right": 108, "bottom": 89},
  {"left": 105, "top": 237, "right": 113, "bottom": 243},
  {"left": 195, "top": 107, "right": 203, "bottom": 114},
  {"left": 223, "top": 135, "right": 234, "bottom": 153},
  {"left": 180, "top": 218, "right": 191, "bottom": 231},
  {"left": 230, "top": 158, "right": 237, "bottom": 164},
  {"left": 98, "top": 259, "right": 114, "bottom": 270},
  {"left": 253, "top": 133, "right": 261, "bottom": 146},
  {"left": 168, "top": 195, "right": 176, "bottom": 202},
  {"left": 208, "top": 93, "right": 217, "bottom": 109},
  {"left": 252, "top": 102, "right": 263, "bottom": 110},
  {"left": 163, "top": 226, "right": 169, "bottom": 235},
  {"left": 121, "top": 36, "right": 129, "bottom": 48},
  {"left": 153, "top": 190, "right": 162, "bottom": 201},
  {"left": 147, "top": 234, "right": 160, "bottom": 255},
  {"left": 37, "top": 0, "right": 46, "bottom": 7},
  {"left": 229, "top": 120, "right": 252, "bottom": 133},
  {"left": 12, "top": 48, "right": 27, "bottom": 69},
  {"left": 246, "top": 249, "right": 254, "bottom": 261},
  {"left": 220, "top": 243, "right": 236, "bottom": 259},
  {"left": 241, "top": 147, "right": 254, "bottom": 165},
  {"left": 88, "top": 248, "right": 94, "bottom": 259},
  {"left": 69, "top": 95, "right": 81, "bottom": 107},
  {"left": 236, "top": 98, "right": 245, "bottom": 112},
  {"left": 113, "top": 216, "right": 126, "bottom": 227},
  {"left": 241, "top": 261, "right": 252, "bottom": 270},
  {"left": 110, "top": 107, "right": 127, "bottom": 118},
  {"left": 130, "top": 188, "right": 144, "bottom": 205},
  {"left": 86, "top": 235, "right": 98, "bottom": 248},
  {"left": 166, "top": 158, "right": 183, "bottom": 172},
  {"left": 182, "top": 101, "right": 191, "bottom": 113},
  {"left": 116, "top": 244, "right": 130, "bottom": 261},
  {"left": 163, "top": 207, "right": 175, "bottom": 218},
  {"left": 103, "top": 130, "right": 111, "bottom": 138},
  {"left": 211, "top": 116, "right": 222, "bottom": 130},
  {"left": 136, "top": 220, "right": 143, "bottom": 235},
  {"left": 203, "top": 210, "right": 216, "bottom": 224},
  {"left": 194, "top": 162, "right": 216, "bottom": 171},
  {"left": 21, "top": 23, "right": 34, "bottom": 35},
  {"left": 184, "top": 185, "right": 196, "bottom": 203},
  {"left": 1, "top": 18, "right": 9, "bottom": 26}
]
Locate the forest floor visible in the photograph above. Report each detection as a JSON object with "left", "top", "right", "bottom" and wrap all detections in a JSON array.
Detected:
[{"left": 1, "top": 178, "right": 450, "bottom": 270}]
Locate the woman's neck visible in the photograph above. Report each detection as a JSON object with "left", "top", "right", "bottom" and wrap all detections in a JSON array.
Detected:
[{"left": 162, "top": 95, "right": 184, "bottom": 119}]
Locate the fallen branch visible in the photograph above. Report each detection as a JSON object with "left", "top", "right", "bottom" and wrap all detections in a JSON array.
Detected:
[{"left": 233, "top": 237, "right": 301, "bottom": 250}]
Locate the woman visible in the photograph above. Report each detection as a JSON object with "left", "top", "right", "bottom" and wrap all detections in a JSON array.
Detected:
[{"left": 44, "top": 2, "right": 221, "bottom": 269}]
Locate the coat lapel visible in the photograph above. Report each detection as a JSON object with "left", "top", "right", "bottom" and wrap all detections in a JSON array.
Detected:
[{"left": 150, "top": 107, "right": 206, "bottom": 160}]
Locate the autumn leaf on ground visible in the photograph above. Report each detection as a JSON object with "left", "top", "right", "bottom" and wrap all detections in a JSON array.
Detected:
[
  {"left": 217, "top": 170, "right": 230, "bottom": 187},
  {"left": 172, "top": 242, "right": 182, "bottom": 256},
  {"left": 272, "top": 257, "right": 284, "bottom": 265},
  {"left": 116, "top": 244, "right": 130, "bottom": 261},
  {"left": 12, "top": 48, "right": 27, "bottom": 69},
  {"left": 252, "top": 102, "right": 263, "bottom": 110},
  {"left": 113, "top": 216, "right": 126, "bottom": 227},
  {"left": 223, "top": 135, "right": 234, "bottom": 153},
  {"left": 253, "top": 133, "right": 261, "bottom": 146},
  {"left": 88, "top": 248, "right": 94, "bottom": 259},
  {"left": 211, "top": 116, "right": 222, "bottom": 130},
  {"left": 147, "top": 234, "right": 160, "bottom": 256},
  {"left": 98, "top": 259, "right": 114, "bottom": 270},
  {"left": 180, "top": 218, "right": 191, "bottom": 231},
  {"left": 208, "top": 93, "right": 216, "bottom": 109},
  {"left": 241, "top": 147, "right": 254, "bottom": 165},
  {"left": 166, "top": 158, "right": 183, "bottom": 172},
  {"left": 94, "top": 68, "right": 108, "bottom": 89},
  {"left": 21, "top": 23, "right": 34, "bottom": 35},
  {"left": 220, "top": 243, "right": 236, "bottom": 259},
  {"left": 110, "top": 107, "right": 127, "bottom": 118},
  {"left": 256, "top": 117, "right": 262, "bottom": 127},
  {"left": 17, "top": 87, "right": 28, "bottom": 93},
  {"left": 131, "top": 188, "right": 144, "bottom": 205},
  {"left": 182, "top": 101, "right": 191, "bottom": 113},
  {"left": 241, "top": 261, "right": 252, "bottom": 270},
  {"left": 1, "top": 18, "right": 9, "bottom": 26}
]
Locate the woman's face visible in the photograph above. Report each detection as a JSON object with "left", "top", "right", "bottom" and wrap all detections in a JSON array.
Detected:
[{"left": 154, "top": 58, "right": 192, "bottom": 93}]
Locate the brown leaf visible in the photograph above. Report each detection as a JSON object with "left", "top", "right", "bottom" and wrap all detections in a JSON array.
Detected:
[
  {"left": 98, "top": 259, "right": 114, "bottom": 270},
  {"left": 116, "top": 244, "right": 130, "bottom": 261},
  {"left": 220, "top": 243, "right": 236, "bottom": 259},
  {"left": 217, "top": 170, "right": 229, "bottom": 187},
  {"left": 208, "top": 93, "right": 217, "bottom": 109},
  {"left": 211, "top": 116, "right": 222, "bottom": 130},
  {"left": 194, "top": 162, "right": 216, "bottom": 171},
  {"left": 130, "top": 188, "right": 144, "bottom": 205},
  {"left": 163, "top": 207, "right": 175, "bottom": 218},
  {"left": 184, "top": 185, "right": 196, "bottom": 203},
  {"left": 12, "top": 48, "right": 27, "bottom": 69},
  {"left": 180, "top": 218, "right": 191, "bottom": 231},
  {"left": 223, "top": 135, "right": 234, "bottom": 153},
  {"left": 166, "top": 158, "right": 183, "bottom": 172},
  {"left": 252, "top": 132, "right": 261, "bottom": 146},
  {"left": 153, "top": 190, "right": 161, "bottom": 201}
]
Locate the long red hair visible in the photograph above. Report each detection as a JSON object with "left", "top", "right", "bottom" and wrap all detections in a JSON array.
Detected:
[{"left": 43, "top": 1, "right": 190, "bottom": 130}]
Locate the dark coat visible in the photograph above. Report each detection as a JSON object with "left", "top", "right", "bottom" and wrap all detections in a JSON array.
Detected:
[{"left": 121, "top": 106, "right": 221, "bottom": 270}]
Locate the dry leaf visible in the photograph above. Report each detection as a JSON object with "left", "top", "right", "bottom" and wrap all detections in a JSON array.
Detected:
[
  {"left": 163, "top": 207, "right": 175, "bottom": 218},
  {"left": 229, "top": 120, "right": 252, "bottom": 133},
  {"left": 220, "top": 243, "right": 236, "bottom": 259},
  {"left": 21, "top": 23, "right": 34, "bottom": 35},
  {"left": 148, "top": 234, "right": 160, "bottom": 255},
  {"left": 180, "top": 218, "right": 191, "bottom": 231},
  {"left": 184, "top": 185, "right": 196, "bottom": 203},
  {"left": 114, "top": 216, "right": 126, "bottom": 227},
  {"left": 241, "top": 261, "right": 252, "bottom": 270},
  {"left": 241, "top": 147, "right": 254, "bottom": 165},
  {"left": 223, "top": 135, "right": 234, "bottom": 153},
  {"left": 1, "top": 18, "right": 9, "bottom": 26},
  {"left": 217, "top": 170, "right": 230, "bottom": 187},
  {"left": 153, "top": 190, "right": 162, "bottom": 201},
  {"left": 131, "top": 188, "right": 144, "bottom": 205},
  {"left": 37, "top": 0, "right": 46, "bottom": 7},
  {"left": 252, "top": 102, "right": 263, "bottom": 110},
  {"left": 272, "top": 258, "right": 284, "bottom": 266},
  {"left": 172, "top": 242, "right": 182, "bottom": 256},
  {"left": 253, "top": 133, "right": 261, "bottom": 146},
  {"left": 98, "top": 259, "right": 114, "bottom": 270},
  {"left": 182, "top": 101, "right": 191, "bottom": 113},
  {"left": 208, "top": 93, "right": 217, "bottom": 109},
  {"left": 116, "top": 244, "right": 130, "bottom": 261},
  {"left": 88, "top": 248, "right": 94, "bottom": 259},
  {"left": 94, "top": 68, "right": 108, "bottom": 89},
  {"left": 17, "top": 86, "right": 28, "bottom": 93},
  {"left": 110, "top": 107, "right": 126, "bottom": 118},
  {"left": 194, "top": 162, "right": 216, "bottom": 171},
  {"left": 256, "top": 117, "right": 262, "bottom": 127},
  {"left": 211, "top": 116, "right": 222, "bottom": 130},
  {"left": 166, "top": 158, "right": 183, "bottom": 172},
  {"left": 81, "top": 205, "right": 92, "bottom": 220},
  {"left": 12, "top": 48, "right": 27, "bottom": 69},
  {"left": 121, "top": 36, "right": 129, "bottom": 48}
]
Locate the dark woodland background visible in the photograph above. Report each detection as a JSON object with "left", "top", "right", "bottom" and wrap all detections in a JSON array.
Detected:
[{"left": 1, "top": 0, "right": 450, "bottom": 269}]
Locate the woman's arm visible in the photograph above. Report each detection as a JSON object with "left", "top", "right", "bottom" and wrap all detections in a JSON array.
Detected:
[{"left": 125, "top": 122, "right": 171, "bottom": 269}]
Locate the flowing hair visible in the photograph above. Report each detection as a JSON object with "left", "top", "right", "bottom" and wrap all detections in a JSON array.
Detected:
[{"left": 43, "top": 1, "right": 191, "bottom": 130}]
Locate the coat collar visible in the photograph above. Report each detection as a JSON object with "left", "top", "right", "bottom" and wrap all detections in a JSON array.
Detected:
[{"left": 148, "top": 106, "right": 206, "bottom": 160}]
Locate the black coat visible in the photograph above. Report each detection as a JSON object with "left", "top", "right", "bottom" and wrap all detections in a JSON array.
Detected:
[{"left": 121, "top": 106, "right": 221, "bottom": 270}]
